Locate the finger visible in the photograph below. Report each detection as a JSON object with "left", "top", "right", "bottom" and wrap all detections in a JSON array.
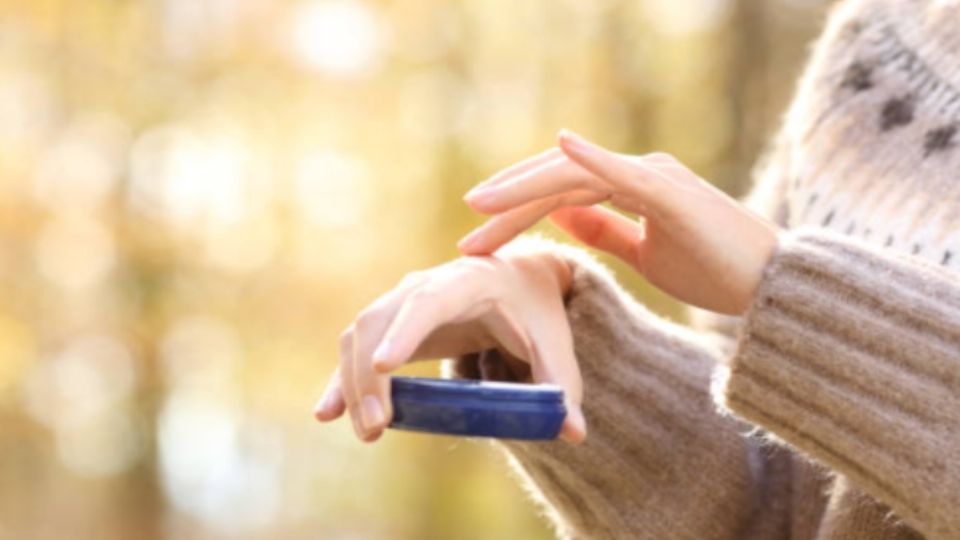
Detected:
[
  {"left": 352, "top": 314, "right": 396, "bottom": 442},
  {"left": 464, "top": 157, "right": 604, "bottom": 215},
  {"left": 458, "top": 189, "right": 606, "bottom": 255},
  {"left": 525, "top": 303, "right": 586, "bottom": 444},
  {"left": 372, "top": 271, "right": 485, "bottom": 373},
  {"left": 337, "top": 327, "right": 369, "bottom": 440},
  {"left": 314, "top": 368, "right": 347, "bottom": 422},
  {"left": 465, "top": 147, "right": 563, "bottom": 196},
  {"left": 558, "top": 129, "right": 661, "bottom": 199},
  {"left": 458, "top": 198, "right": 554, "bottom": 255},
  {"left": 549, "top": 206, "right": 649, "bottom": 273},
  {"left": 341, "top": 273, "right": 427, "bottom": 440}
]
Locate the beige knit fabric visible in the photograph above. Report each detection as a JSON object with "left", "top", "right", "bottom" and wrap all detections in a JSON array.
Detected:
[{"left": 448, "top": 0, "right": 960, "bottom": 538}]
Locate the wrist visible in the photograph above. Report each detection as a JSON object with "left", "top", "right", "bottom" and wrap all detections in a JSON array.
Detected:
[
  {"left": 490, "top": 236, "right": 575, "bottom": 298},
  {"left": 539, "top": 252, "right": 574, "bottom": 299},
  {"left": 736, "top": 223, "right": 782, "bottom": 314},
  {"left": 555, "top": 255, "right": 574, "bottom": 298},
  {"left": 500, "top": 250, "right": 574, "bottom": 299}
]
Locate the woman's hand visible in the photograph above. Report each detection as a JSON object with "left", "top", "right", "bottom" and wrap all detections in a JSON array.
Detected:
[
  {"left": 314, "top": 250, "right": 587, "bottom": 444},
  {"left": 458, "top": 130, "right": 780, "bottom": 315}
]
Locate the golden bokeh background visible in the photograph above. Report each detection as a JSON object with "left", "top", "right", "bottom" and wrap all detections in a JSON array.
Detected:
[{"left": 0, "top": 0, "right": 825, "bottom": 538}]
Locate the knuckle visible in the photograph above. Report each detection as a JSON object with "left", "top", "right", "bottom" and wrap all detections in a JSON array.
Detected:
[
  {"left": 631, "top": 171, "right": 650, "bottom": 188},
  {"left": 354, "top": 307, "right": 381, "bottom": 330},
  {"left": 397, "top": 269, "right": 426, "bottom": 288},
  {"left": 571, "top": 173, "right": 596, "bottom": 189},
  {"left": 361, "top": 375, "right": 385, "bottom": 395},
  {"left": 408, "top": 285, "right": 440, "bottom": 305},
  {"left": 458, "top": 256, "right": 499, "bottom": 277},
  {"left": 355, "top": 372, "right": 375, "bottom": 393}
]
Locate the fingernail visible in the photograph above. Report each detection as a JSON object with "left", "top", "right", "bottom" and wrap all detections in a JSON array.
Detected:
[
  {"left": 362, "top": 395, "right": 385, "bottom": 429},
  {"left": 563, "top": 403, "right": 587, "bottom": 443},
  {"left": 457, "top": 231, "right": 481, "bottom": 251},
  {"left": 372, "top": 340, "right": 392, "bottom": 363},
  {"left": 465, "top": 187, "right": 497, "bottom": 206},
  {"left": 571, "top": 405, "right": 586, "bottom": 436},
  {"left": 313, "top": 393, "right": 332, "bottom": 416},
  {"left": 559, "top": 129, "right": 589, "bottom": 155}
]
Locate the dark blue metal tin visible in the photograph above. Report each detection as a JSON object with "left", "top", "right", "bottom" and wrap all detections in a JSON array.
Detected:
[{"left": 388, "top": 376, "right": 566, "bottom": 440}]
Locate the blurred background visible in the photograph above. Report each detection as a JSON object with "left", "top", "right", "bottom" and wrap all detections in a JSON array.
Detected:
[{"left": 0, "top": 0, "right": 827, "bottom": 538}]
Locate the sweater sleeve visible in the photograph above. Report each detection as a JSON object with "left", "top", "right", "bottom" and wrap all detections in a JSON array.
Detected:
[
  {"left": 717, "top": 226, "right": 960, "bottom": 540},
  {"left": 445, "top": 236, "right": 790, "bottom": 540}
]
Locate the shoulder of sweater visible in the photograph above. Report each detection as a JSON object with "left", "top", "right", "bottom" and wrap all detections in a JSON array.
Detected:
[{"left": 790, "top": 0, "right": 957, "bottom": 107}]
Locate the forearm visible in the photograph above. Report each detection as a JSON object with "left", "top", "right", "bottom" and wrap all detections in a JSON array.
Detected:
[{"left": 718, "top": 227, "right": 960, "bottom": 539}]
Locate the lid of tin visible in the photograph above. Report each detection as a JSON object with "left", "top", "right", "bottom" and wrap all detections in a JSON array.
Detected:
[{"left": 391, "top": 376, "right": 563, "bottom": 404}]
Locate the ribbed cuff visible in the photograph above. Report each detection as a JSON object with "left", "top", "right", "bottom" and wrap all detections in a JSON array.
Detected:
[
  {"left": 719, "top": 226, "right": 960, "bottom": 538},
  {"left": 446, "top": 235, "right": 764, "bottom": 540}
]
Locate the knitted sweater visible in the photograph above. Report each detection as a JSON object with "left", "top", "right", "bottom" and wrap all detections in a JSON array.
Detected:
[{"left": 448, "top": 0, "right": 960, "bottom": 538}]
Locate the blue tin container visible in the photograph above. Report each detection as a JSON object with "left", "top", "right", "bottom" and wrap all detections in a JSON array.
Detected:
[{"left": 388, "top": 376, "right": 566, "bottom": 440}]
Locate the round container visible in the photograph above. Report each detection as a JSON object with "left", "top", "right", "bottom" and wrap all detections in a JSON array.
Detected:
[{"left": 388, "top": 376, "right": 566, "bottom": 440}]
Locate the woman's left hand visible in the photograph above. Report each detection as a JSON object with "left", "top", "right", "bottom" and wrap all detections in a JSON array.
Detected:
[{"left": 458, "top": 130, "right": 781, "bottom": 315}]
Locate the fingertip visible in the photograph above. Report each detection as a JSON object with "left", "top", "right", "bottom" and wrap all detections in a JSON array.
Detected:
[
  {"left": 464, "top": 184, "right": 509, "bottom": 213},
  {"left": 372, "top": 358, "right": 393, "bottom": 374},
  {"left": 464, "top": 177, "right": 497, "bottom": 202},
  {"left": 557, "top": 128, "right": 589, "bottom": 156},
  {"left": 373, "top": 340, "right": 410, "bottom": 373},
  {"left": 458, "top": 233, "right": 495, "bottom": 256},
  {"left": 372, "top": 339, "right": 393, "bottom": 364},
  {"left": 314, "top": 403, "right": 344, "bottom": 423},
  {"left": 558, "top": 130, "right": 623, "bottom": 184},
  {"left": 463, "top": 189, "right": 495, "bottom": 211},
  {"left": 313, "top": 391, "right": 344, "bottom": 422},
  {"left": 362, "top": 429, "right": 384, "bottom": 444},
  {"left": 559, "top": 424, "right": 586, "bottom": 444},
  {"left": 560, "top": 405, "right": 587, "bottom": 444},
  {"left": 462, "top": 192, "right": 481, "bottom": 210},
  {"left": 457, "top": 234, "right": 478, "bottom": 254},
  {"left": 313, "top": 400, "right": 328, "bottom": 421}
]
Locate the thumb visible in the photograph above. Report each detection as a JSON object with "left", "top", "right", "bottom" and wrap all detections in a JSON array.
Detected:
[{"left": 549, "top": 206, "right": 649, "bottom": 274}]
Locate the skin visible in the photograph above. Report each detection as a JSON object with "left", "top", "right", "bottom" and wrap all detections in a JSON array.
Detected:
[{"left": 315, "top": 129, "right": 780, "bottom": 444}]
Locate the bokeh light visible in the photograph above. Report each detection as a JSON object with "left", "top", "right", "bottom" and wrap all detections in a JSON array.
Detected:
[{"left": 291, "top": 0, "right": 387, "bottom": 78}]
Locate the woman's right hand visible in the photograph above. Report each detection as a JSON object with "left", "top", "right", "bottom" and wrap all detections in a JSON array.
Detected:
[{"left": 313, "top": 249, "right": 587, "bottom": 444}]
